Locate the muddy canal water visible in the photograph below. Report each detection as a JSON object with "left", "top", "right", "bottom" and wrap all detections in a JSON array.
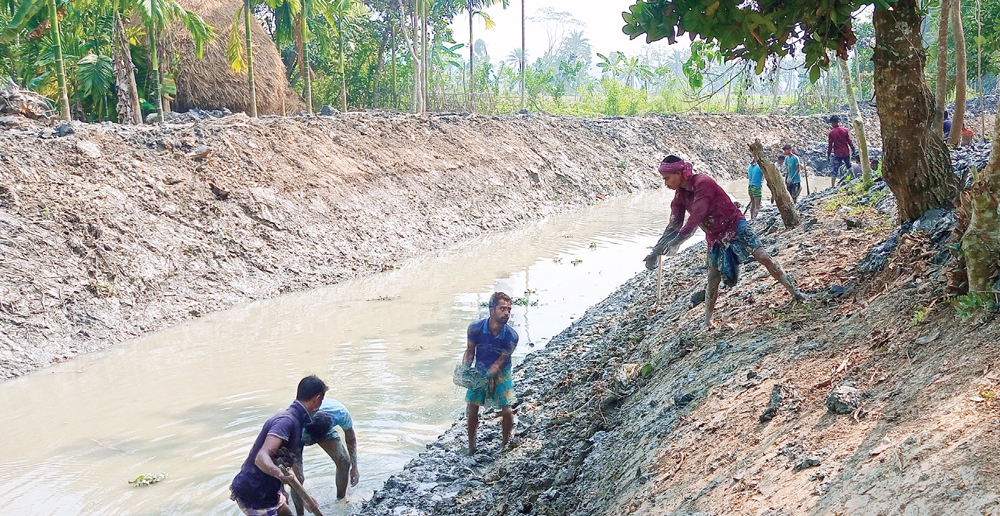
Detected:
[{"left": 1, "top": 183, "right": 749, "bottom": 515}]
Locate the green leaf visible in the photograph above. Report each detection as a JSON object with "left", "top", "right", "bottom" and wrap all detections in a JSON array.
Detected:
[{"left": 809, "top": 65, "right": 822, "bottom": 83}]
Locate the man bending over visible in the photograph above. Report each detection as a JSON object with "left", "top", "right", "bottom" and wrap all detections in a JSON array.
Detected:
[{"left": 643, "top": 156, "right": 808, "bottom": 328}]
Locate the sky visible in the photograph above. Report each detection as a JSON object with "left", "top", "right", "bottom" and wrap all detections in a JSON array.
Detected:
[{"left": 447, "top": 0, "right": 678, "bottom": 67}]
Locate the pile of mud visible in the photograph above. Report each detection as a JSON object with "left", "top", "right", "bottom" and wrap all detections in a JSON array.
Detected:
[
  {"left": 0, "top": 112, "right": 846, "bottom": 379},
  {"left": 361, "top": 177, "right": 1000, "bottom": 516}
]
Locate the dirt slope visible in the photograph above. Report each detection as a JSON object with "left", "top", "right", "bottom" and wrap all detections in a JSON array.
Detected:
[
  {"left": 0, "top": 112, "right": 842, "bottom": 379},
  {"left": 360, "top": 181, "right": 1000, "bottom": 516}
]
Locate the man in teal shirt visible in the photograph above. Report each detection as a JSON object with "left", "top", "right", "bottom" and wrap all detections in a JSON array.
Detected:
[
  {"left": 782, "top": 144, "right": 804, "bottom": 203},
  {"left": 747, "top": 160, "right": 763, "bottom": 220}
]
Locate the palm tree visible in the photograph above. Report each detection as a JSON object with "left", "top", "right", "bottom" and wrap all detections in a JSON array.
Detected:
[
  {"left": 319, "top": 0, "right": 368, "bottom": 112},
  {"left": 228, "top": 0, "right": 259, "bottom": 116},
  {"left": 2, "top": 0, "right": 72, "bottom": 119},
  {"left": 465, "top": 0, "right": 507, "bottom": 112}
]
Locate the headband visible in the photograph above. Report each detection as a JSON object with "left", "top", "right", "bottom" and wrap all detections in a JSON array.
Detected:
[{"left": 658, "top": 160, "right": 693, "bottom": 180}]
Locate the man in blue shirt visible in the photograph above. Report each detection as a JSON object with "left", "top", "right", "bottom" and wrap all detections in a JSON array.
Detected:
[
  {"left": 782, "top": 144, "right": 804, "bottom": 203},
  {"left": 292, "top": 398, "right": 360, "bottom": 514},
  {"left": 747, "top": 160, "right": 763, "bottom": 220},
  {"left": 231, "top": 375, "right": 328, "bottom": 516},
  {"left": 464, "top": 291, "right": 518, "bottom": 455}
]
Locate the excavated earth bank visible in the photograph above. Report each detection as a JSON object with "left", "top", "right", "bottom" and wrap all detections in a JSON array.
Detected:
[
  {"left": 360, "top": 172, "right": 1000, "bottom": 516},
  {"left": 0, "top": 112, "right": 848, "bottom": 379}
]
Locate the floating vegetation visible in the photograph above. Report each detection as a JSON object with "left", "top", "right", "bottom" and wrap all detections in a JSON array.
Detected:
[
  {"left": 571, "top": 259, "right": 583, "bottom": 266},
  {"left": 368, "top": 295, "right": 397, "bottom": 301},
  {"left": 553, "top": 257, "right": 562, "bottom": 264},
  {"left": 589, "top": 242, "right": 597, "bottom": 249},
  {"left": 129, "top": 473, "right": 167, "bottom": 487}
]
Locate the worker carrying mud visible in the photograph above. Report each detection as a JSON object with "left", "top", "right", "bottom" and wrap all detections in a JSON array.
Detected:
[
  {"left": 463, "top": 291, "right": 518, "bottom": 455},
  {"left": 827, "top": 115, "right": 856, "bottom": 180},
  {"left": 291, "top": 399, "right": 360, "bottom": 514},
  {"left": 231, "top": 375, "right": 328, "bottom": 516},
  {"left": 643, "top": 156, "right": 809, "bottom": 329}
]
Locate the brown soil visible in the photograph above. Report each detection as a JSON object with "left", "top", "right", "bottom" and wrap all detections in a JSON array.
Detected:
[{"left": 0, "top": 112, "right": 840, "bottom": 379}]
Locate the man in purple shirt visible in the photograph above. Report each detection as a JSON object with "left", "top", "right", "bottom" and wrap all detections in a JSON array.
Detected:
[
  {"left": 644, "top": 156, "right": 808, "bottom": 328},
  {"left": 464, "top": 291, "right": 518, "bottom": 454},
  {"left": 230, "top": 375, "right": 328, "bottom": 516},
  {"left": 827, "top": 115, "right": 856, "bottom": 179}
]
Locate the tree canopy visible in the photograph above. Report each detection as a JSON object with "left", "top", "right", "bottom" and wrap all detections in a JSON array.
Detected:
[{"left": 621, "top": 0, "right": 890, "bottom": 81}]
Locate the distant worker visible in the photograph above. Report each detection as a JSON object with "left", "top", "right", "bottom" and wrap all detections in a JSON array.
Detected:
[
  {"left": 292, "top": 399, "right": 360, "bottom": 515},
  {"left": 747, "top": 158, "right": 763, "bottom": 220},
  {"left": 943, "top": 111, "right": 952, "bottom": 139},
  {"left": 464, "top": 291, "right": 518, "bottom": 455},
  {"left": 782, "top": 144, "right": 803, "bottom": 203},
  {"left": 850, "top": 155, "right": 863, "bottom": 178},
  {"left": 644, "top": 156, "right": 809, "bottom": 329},
  {"left": 961, "top": 125, "right": 975, "bottom": 146},
  {"left": 827, "top": 115, "right": 856, "bottom": 181},
  {"left": 231, "top": 375, "right": 328, "bottom": 516}
]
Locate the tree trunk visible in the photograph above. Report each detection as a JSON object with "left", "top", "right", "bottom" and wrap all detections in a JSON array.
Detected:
[
  {"left": 400, "top": 3, "right": 422, "bottom": 113},
  {"left": 933, "top": 0, "right": 951, "bottom": 135},
  {"left": 338, "top": 19, "right": 347, "bottom": 112},
  {"left": 391, "top": 23, "right": 398, "bottom": 110},
  {"left": 520, "top": 0, "right": 525, "bottom": 111},
  {"left": 421, "top": 1, "right": 428, "bottom": 111},
  {"left": 947, "top": 0, "right": 967, "bottom": 147},
  {"left": 961, "top": 97, "right": 1000, "bottom": 293},
  {"left": 468, "top": 5, "right": 474, "bottom": 112},
  {"left": 296, "top": 15, "right": 312, "bottom": 113},
  {"left": 837, "top": 57, "right": 873, "bottom": 185},
  {"left": 149, "top": 32, "right": 165, "bottom": 122},
  {"left": 112, "top": 11, "right": 142, "bottom": 124},
  {"left": 750, "top": 139, "right": 800, "bottom": 228},
  {"left": 244, "top": 0, "right": 257, "bottom": 117},
  {"left": 48, "top": 0, "right": 71, "bottom": 120},
  {"left": 873, "top": 0, "right": 960, "bottom": 221}
]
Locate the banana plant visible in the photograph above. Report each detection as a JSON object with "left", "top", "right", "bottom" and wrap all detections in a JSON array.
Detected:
[{"left": 227, "top": 0, "right": 258, "bottom": 116}]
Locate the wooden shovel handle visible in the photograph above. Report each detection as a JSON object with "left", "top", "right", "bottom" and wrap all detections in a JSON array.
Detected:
[{"left": 279, "top": 465, "right": 324, "bottom": 516}]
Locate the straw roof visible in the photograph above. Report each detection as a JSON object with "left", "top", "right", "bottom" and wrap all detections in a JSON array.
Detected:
[{"left": 169, "top": 0, "right": 305, "bottom": 115}]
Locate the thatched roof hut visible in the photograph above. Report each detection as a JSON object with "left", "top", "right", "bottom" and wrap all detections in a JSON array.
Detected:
[{"left": 169, "top": 0, "right": 304, "bottom": 115}]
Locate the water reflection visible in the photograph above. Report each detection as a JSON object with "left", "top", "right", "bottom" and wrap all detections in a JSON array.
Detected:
[{"left": 0, "top": 184, "right": 748, "bottom": 515}]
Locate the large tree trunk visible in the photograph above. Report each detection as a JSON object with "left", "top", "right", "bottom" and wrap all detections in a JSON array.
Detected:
[
  {"left": 837, "top": 57, "right": 873, "bottom": 185},
  {"left": 961, "top": 96, "right": 1000, "bottom": 293},
  {"left": 947, "top": 0, "right": 967, "bottom": 147},
  {"left": 750, "top": 139, "right": 800, "bottom": 228},
  {"left": 112, "top": 12, "right": 142, "bottom": 125},
  {"left": 933, "top": 0, "right": 951, "bottom": 135},
  {"left": 873, "top": 0, "right": 960, "bottom": 221}
]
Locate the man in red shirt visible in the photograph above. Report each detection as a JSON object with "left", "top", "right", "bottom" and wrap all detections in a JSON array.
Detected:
[
  {"left": 644, "top": 156, "right": 808, "bottom": 328},
  {"left": 827, "top": 115, "right": 856, "bottom": 179}
]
